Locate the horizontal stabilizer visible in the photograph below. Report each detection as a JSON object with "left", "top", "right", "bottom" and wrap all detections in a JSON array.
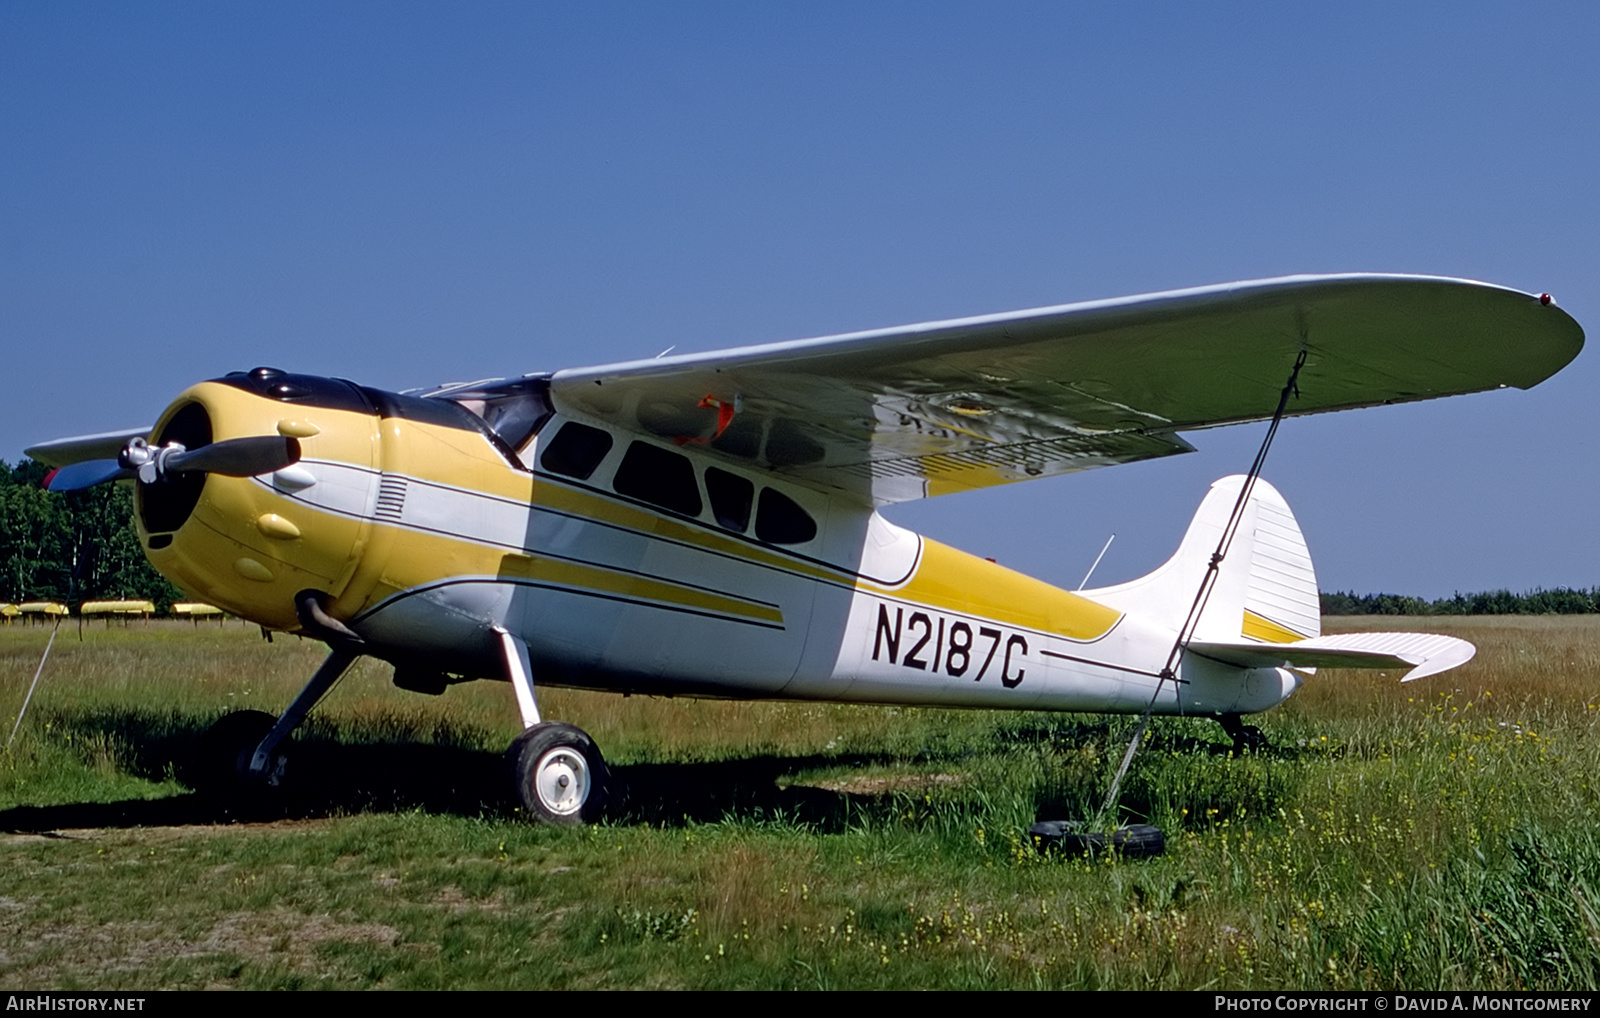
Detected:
[{"left": 1187, "top": 631, "right": 1476, "bottom": 682}]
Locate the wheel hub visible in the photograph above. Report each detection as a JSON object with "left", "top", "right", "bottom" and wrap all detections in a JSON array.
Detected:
[{"left": 534, "top": 747, "right": 590, "bottom": 815}]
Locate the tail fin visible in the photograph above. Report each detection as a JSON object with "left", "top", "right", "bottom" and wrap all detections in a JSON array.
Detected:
[
  {"left": 1082, "top": 475, "right": 1320, "bottom": 644},
  {"left": 1086, "top": 475, "right": 1477, "bottom": 685}
]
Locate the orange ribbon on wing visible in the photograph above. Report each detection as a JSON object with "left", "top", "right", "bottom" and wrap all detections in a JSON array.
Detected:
[{"left": 674, "top": 395, "right": 736, "bottom": 446}]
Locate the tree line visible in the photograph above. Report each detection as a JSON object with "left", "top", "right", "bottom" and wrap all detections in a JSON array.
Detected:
[
  {"left": 4, "top": 457, "right": 1598, "bottom": 617},
  {"left": 1, "top": 458, "right": 182, "bottom": 608},
  {"left": 1319, "top": 588, "right": 1600, "bottom": 616}
]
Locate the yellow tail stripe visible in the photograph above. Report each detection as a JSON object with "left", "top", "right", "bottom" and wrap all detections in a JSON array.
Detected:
[
  {"left": 860, "top": 539, "right": 1121, "bottom": 641},
  {"left": 1241, "top": 609, "right": 1309, "bottom": 644}
]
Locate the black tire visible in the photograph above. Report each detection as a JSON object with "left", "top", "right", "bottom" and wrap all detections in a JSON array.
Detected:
[
  {"left": 189, "top": 710, "right": 285, "bottom": 796},
  {"left": 1234, "top": 724, "right": 1268, "bottom": 755},
  {"left": 1028, "top": 820, "right": 1165, "bottom": 859},
  {"left": 507, "top": 722, "right": 608, "bottom": 825}
]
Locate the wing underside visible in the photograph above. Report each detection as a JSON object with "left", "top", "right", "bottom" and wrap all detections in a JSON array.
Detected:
[{"left": 535, "top": 274, "right": 1578, "bottom": 503}]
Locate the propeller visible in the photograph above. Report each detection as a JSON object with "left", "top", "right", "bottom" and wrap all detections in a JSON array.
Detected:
[
  {"left": 42, "top": 436, "right": 302, "bottom": 492},
  {"left": 147, "top": 436, "right": 302, "bottom": 479},
  {"left": 43, "top": 459, "right": 134, "bottom": 492}
]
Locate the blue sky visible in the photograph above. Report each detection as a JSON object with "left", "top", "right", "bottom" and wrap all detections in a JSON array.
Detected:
[{"left": 3, "top": 2, "right": 1597, "bottom": 598}]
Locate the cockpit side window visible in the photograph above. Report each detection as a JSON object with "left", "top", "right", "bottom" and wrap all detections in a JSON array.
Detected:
[
  {"left": 540, "top": 422, "right": 614, "bottom": 480},
  {"left": 450, "top": 377, "right": 554, "bottom": 454},
  {"left": 423, "top": 376, "right": 555, "bottom": 468}
]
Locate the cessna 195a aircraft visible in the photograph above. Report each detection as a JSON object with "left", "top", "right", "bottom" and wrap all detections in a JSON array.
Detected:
[{"left": 27, "top": 274, "right": 1585, "bottom": 824}]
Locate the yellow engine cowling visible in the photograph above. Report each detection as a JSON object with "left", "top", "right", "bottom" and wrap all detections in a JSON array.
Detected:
[
  {"left": 137, "top": 370, "right": 380, "bottom": 631},
  {"left": 135, "top": 367, "right": 536, "bottom": 637}
]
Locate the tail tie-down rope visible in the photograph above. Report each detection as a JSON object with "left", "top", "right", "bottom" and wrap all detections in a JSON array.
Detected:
[
  {"left": 8, "top": 615, "right": 62, "bottom": 751},
  {"left": 1095, "top": 347, "right": 1308, "bottom": 826}
]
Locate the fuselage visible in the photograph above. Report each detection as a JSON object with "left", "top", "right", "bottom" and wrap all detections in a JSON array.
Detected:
[{"left": 136, "top": 369, "right": 1300, "bottom": 718}]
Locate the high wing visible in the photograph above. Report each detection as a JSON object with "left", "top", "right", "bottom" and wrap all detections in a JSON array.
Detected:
[
  {"left": 412, "top": 273, "right": 1575, "bottom": 506},
  {"left": 539, "top": 274, "right": 1581, "bottom": 504},
  {"left": 27, "top": 427, "right": 153, "bottom": 468},
  {"left": 540, "top": 274, "right": 1580, "bottom": 504}
]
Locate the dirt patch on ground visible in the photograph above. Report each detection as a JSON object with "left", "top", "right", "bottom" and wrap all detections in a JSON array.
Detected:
[
  {"left": 0, "top": 817, "right": 337, "bottom": 846},
  {"left": 148, "top": 909, "right": 401, "bottom": 965},
  {"left": 428, "top": 884, "right": 515, "bottom": 915},
  {"left": 0, "top": 903, "right": 402, "bottom": 984},
  {"left": 795, "top": 772, "right": 970, "bottom": 796}
]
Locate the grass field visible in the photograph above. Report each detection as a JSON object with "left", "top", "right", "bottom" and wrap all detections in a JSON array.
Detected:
[{"left": 2, "top": 615, "right": 1600, "bottom": 990}]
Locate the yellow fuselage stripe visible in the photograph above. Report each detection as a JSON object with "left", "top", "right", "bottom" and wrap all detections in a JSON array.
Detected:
[{"left": 496, "top": 551, "right": 784, "bottom": 625}]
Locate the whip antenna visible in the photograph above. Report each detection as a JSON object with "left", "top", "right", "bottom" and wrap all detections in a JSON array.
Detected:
[{"left": 1077, "top": 534, "right": 1116, "bottom": 591}]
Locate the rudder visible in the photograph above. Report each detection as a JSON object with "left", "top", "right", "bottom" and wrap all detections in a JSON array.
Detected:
[{"left": 1082, "top": 475, "right": 1320, "bottom": 644}]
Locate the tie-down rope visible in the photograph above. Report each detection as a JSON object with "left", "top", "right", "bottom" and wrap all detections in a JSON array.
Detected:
[{"left": 1095, "top": 347, "right": 1308, "bottom": 826}]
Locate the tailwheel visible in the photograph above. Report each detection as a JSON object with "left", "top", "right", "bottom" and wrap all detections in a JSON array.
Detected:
[
  {"left": 507, "top": 722, "right": 608, "bottom": 825},
  {"left": 1218, "top": 713, "right": 1268, "bottom": 755},
  {"left": 1234, "top": 725, "right": 1268, "bottom": 754},
  {"left": 189, "top": 709, "right": 288, "bottom": 796}
]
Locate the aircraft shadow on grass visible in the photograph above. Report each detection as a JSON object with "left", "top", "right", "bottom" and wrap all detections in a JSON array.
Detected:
[{"left": 0, "top": 708, "right": 1306, "bottom": 835}]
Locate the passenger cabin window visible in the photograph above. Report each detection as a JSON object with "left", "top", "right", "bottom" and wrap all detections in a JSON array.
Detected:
[
  {"left": 613, "top": 441, "right": 703, "bottom": 516},
  {"left": 755, "top": 487, "right": 817, "bottom": 545},
  {"left": 704, "top": 467, "right": 754, "bottom": 533},
  {"left": 540, "top": 422, "right": 614, "bottom": 480}
]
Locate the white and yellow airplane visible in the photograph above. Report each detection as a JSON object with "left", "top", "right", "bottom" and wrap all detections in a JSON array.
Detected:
[{"left": 27, "top": 274, "right": 1584, "bottom": 824}]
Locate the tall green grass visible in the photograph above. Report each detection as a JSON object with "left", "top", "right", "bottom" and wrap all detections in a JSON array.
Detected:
[{"left": 0, "top": 617, "right": 1597, "bottom": 988}]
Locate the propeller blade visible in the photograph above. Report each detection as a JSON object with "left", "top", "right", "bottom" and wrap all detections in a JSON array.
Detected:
[
  {"left": 43, "top": 460, "right": 134, "bottom": 491},
  {"left": 165, "top": 436, "right": 301, "bottom": 477},
  {"left": 26, "top": 427, "right": 153, "bottom": 468}
]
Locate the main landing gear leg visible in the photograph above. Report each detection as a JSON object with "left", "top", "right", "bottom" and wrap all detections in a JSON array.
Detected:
[
  {"left": 193, "top": 647, "right": 358, "bottom": 795},
  {"left": 496, "top": 627, "right": 608, "bottom": 825},
  {"left": 251, "top": 648, "right": 359, "bottom": 778},
  {"left": 1218, "top": 713, "right": 1268, "bottom": 755}
]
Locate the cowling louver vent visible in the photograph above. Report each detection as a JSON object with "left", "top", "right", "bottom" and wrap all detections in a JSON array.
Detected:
[{"left": 375, "top": 475, "right": 407, "bottom": 522}]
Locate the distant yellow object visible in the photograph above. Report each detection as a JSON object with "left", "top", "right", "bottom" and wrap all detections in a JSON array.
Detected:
[
  {"left": 174, "top": 602, "right": 229, "bottom": 626},
  {"left": 18, "top": 602, "right": 68, "bottom": 615},
  {"left": 79, "top": 600, "right": 156, "bottom": 627},
  {"left": 79, "top": 600, "right": 157, "bottom": 616}
]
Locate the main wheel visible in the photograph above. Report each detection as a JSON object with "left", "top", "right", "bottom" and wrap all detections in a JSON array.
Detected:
[
  {"left": 188, "top": 709, "right": 287, "bottom": 796},
  {"left": 507, "top": 722, "right": 608, "bottom": 825}
]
